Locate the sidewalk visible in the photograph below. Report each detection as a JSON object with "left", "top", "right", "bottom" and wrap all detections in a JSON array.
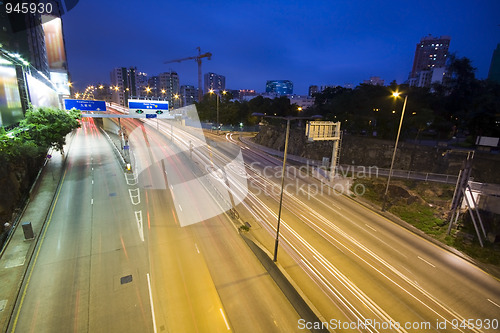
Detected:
[{"left": 0, "top": 134, "right": 73, "bottom": 332}]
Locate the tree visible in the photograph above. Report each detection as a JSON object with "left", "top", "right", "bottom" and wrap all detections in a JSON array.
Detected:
[{"left": 20, "top": 107, "right": 81, "bottom": 151}]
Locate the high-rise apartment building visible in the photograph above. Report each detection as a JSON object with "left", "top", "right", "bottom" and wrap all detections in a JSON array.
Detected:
[
  {"left": 110, "top": 67, "right": 131, "bottom": 106},
  {"left": 266, "top": 80, "right": 293, "bottom": 96},
  {"left": 135, "top": 71, "right": 148, "bottom": 98},
  {"left": 409, "top": 35, "right": 450, "bottom": 88},
  {"left": 411, "top": 35, "right": 450, "bottom": 77},
  {"left": 308, "top": 85, "right": 319, "bottom": 97},
  {"left": 204, "top": 72, "right": 226, "bottom": 94},
  {"left": 147, "top": 75, "right": 160, "bottom": 98},
  {"left": 488, "top": 44, "right": 500, "bottom": 84},
  {"left": 110, "top": 67, "right": 149, "bottom": 105},
  {"left": 180, "top": 85, "right": 196, "bottom": 106},
  {"left": 158, "top": 71, "right": 180, "bottom": 109}
]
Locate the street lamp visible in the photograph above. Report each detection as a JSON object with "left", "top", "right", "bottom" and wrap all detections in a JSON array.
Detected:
[
  {"left": 382, "top": 91, "right": 408, "bottom": 211},
  {"left": 252, "top": 113, "right": 322, "bottom": 262},
  {"left": 210, "top": 89, "right": 226, "bottom": 135}
]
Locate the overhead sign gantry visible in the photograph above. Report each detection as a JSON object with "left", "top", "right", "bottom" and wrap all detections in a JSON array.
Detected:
[{"left": 128, "top": 99, "right": 169, "bottom": 118}]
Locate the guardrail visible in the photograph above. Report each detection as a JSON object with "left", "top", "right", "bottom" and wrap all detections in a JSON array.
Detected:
[{"left": 239, "top": 135, "right": 460, "bottom": 184}]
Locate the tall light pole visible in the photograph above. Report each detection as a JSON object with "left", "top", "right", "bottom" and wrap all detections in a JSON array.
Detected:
[
  {"left": 210, "top": 89, "right": 226, "bottom": 135},
  {"left": 252, "top": 113, "right": 322, "bottom": 262},
  {"left": 382, "top": 92, "right": 408, "bottom": 211}
]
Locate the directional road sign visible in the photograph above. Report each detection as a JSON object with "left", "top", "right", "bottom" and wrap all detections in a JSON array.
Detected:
[
  {"left": 128, "top": 99, "right": 169, "bottom": 115},
  {"left": 64, "top": 99, "right": 107, "bottom": 111}
]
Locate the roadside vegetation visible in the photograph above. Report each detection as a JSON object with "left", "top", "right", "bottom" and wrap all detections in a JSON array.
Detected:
[
  {"left": 352, "top": 178, "right": 500, "bottom": 266},
  {"left": 0, "top": 106, "right": 80, "bottom": 162},
  {"left": 0, "top": 106, "right": 81, "bottom": 248}
]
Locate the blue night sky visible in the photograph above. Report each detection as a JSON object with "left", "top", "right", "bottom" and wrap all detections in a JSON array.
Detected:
[{"left": 63, "top": 0, "right": 500, "bottom": 95}]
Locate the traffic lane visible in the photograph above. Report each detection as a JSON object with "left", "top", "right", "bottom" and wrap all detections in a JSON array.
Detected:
[
  {"left": 236, "top": 155, "right": 486, "bottom": 330},
  {"left": 304, "top": 187, "right": 500, "bottom": 320},
  {"left": 241, "top": 145, "right": 500, "bottom": 322},
  {"left": 9, "top": 125, "right": 94, "bottom": 332},
  {"left": 145, "top": 188, "right": 231, "bottom": 332},
  {"left": 136, "top": 123, "right": 306, "bottom": 331},
  {"left": 134, "top": 124, "right": 230, "bottom": 331},
  {"left": 89, "top": 132, "right": 152, "bottom": 332},
  {"left": 10, "top": 121, "right": 153, "bottom": 332},
  {"left": 191, "top": 212, "right": 304, "bottom": 332},
  {"left": 246, "top": 184, "right": 447, "bottom": 331}
]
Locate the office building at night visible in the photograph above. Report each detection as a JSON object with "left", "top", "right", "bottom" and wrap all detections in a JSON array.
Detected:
[
  {"left": 180, "top": 85, "right": 196, "bottom": 106},
  {"left": 266, "top": 80, "right": 293, "bottom": 96},
  {"left": 204, "top": 72, "right": 226, "bottom": 94},
  {"left": 159, "top": 71, "right": 180, "bottom": 108},
  {"left": 408, "top": 35, "right": 451, "bottom": 88}
]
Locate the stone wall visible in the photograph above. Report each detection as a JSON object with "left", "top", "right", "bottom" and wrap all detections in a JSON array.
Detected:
[{"left": 253, "top": 125, "right": 500, "bottom": 184}]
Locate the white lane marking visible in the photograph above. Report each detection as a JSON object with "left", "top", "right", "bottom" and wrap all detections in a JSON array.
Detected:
[
  {"left": 365, "top": 224, "right": 377, "bottom": 232},
  {"left": 146, "top": 273, "right": 157, "bottom": 333},
  {"left": 220, "top": 308, "right": 230, "bottom": 330},
  {"left": 178, "top": 204, "right": 183, "bottom": 212},
  {"left": 135, "top": 210, "right": 144, "bottom": 242},
  {"left": 124, "top": 172, "right": 138, "bottom": 186},
  {"left": 195, "top": 243, "right": 200, "bottom": 254},
  {"left": 91, "top": 198, "right": 93, "bottom": 205},
  {"left": 92, "top": 180, "right": 94, "bottom": 185},
  {"left": 129, "top": 188, "right": 141, "bottom": 205},
  {"left": 417, "top": 256, "right": 436, "bottom": 268},
  {"left": 487, "top": 298, "right": 500, "bottom": 308}
]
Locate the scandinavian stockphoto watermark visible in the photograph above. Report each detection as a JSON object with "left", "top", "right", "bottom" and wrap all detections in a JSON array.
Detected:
[
  {"left": 298, "top": 318, "right": 499, "bottom": 331},
  {"left": 241, "top": 161, "right": 379, "bottom": 199}
]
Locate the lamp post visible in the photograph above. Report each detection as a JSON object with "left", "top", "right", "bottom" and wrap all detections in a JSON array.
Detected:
[
  {"left": 210, "top": 89, "right": 226, "bottom": 135},
  {"left": 252, "top": 113, "right": 322, "bottom": 262},
  {"left": 382, "top": 92, "right": 408, "bottom": 211}
]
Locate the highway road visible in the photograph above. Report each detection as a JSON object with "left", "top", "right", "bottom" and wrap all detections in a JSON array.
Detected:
[
  {"left": 9, "top": 108, "right": 500, "bottom": 333},
  {"left": 9, "top": 116, "right": 303, "bottom": 332},
  {"left": 204, "top": 130, "right": 500, "bottom": 332}
]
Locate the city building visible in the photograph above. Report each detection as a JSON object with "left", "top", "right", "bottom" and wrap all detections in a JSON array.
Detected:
[
  {"left": 308, "top": 85, "right": 319, "bottom": 97},
  {"left": 204, "top": 72, "right": 226, "bottom": 94},
  {"left": 363, "top": 76, "right": 385, "bottom": 86},
  {"left": 0, "top": 10, "right": 49, "bottom": 77},
  {"left": 135, "top": 71, "right": 148, "bottom": 98},
  {"left": 147, "top": 75, "right": 161, "bottom": 98},
  {"left": 288, "top": 95, "right": 315, "bottom": 110},
  {"left": 159, "top": 71, "right": 180, "bottom": 108},
  {"left": 180, "top": 85, "right": 196, "bottom": 106},
  {"left": 0, "top": 2, "right": 70, "bottom": 112},
  {"left": 408, "top": 35, "right": 451, "bottom": 88},
  {"left": 265, "top": 80, "right": 293, "bottom": 96},
  {"left": 110, "top": 66, "right": 151, "bottom": 105},
  {"left": 488, "top": 44, "right": 500, "bottom": 84}
]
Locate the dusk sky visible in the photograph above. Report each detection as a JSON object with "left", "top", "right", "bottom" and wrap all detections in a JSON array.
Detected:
[{"left": 63, "top": 0, "right": 500, "bottom": 95}]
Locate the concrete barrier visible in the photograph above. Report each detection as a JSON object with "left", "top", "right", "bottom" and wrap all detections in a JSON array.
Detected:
[{"left": 241, "top": 233, "right": 330, "bottom": 333}]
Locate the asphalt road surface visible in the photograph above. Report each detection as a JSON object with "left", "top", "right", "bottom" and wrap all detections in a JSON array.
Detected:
[{"left": 9, "top": 118, "right": 303, "bottom": 333}]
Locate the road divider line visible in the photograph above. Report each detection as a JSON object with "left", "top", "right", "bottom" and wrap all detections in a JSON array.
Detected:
[
  {"left": 365, "top": 224, "right": 377, "bottom": 232},
  {"left": 134, "top": 210, "right": 144, "bottom": 242},
  {"left": 146, "top": 273, "right": 157, "bottom": 333},
  {"left": 219, "top": 308, "right": 230, "bottom": 330},
  {"left": 487, "top": 298, "right": 500, "bottom": 308},
  {"left": 417, "top": 256, "right": 436, "bottom": 268}
]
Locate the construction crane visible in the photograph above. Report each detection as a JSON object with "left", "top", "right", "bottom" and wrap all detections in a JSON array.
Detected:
[{"left": 164, "top": 47, "right": 212, "bottom": 102}]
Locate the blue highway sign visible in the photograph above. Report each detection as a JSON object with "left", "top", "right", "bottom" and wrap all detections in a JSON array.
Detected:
[
  {"left": 64, "top": 99, "right": 107, "bottom": 111},
  {"left": 128, "top": 99, "right": 169, "bottom": 112}
]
